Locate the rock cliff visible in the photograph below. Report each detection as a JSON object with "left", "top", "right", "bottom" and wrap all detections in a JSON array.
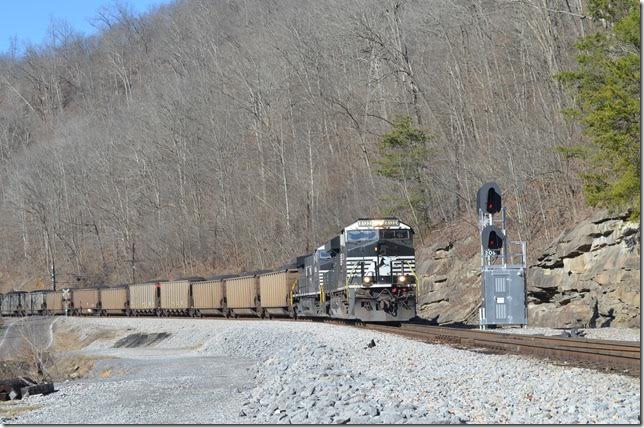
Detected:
[
  {"left": 416, "top": 211, "right": 640, "bottom": 328},
  {"left": 416, "top": 237, "right": 481, "bottom": 325},
  {"left": 528, "top": 211, "right": 640, "bottom": 328}
]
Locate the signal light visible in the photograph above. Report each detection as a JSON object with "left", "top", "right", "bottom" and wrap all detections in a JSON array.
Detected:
[
  {"left": 481, "top": 225, "right": 505, "bottom": 252},
  {"left": 488, "top": 231, "right": 502, "bottom": 249},
  {"left": 477, "top": 182, "right": 502, "bottom": 214}
]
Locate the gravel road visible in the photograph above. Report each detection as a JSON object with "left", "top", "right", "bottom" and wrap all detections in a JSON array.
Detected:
[{"left": 3, "top": 318, "right": 640, "bottom": 424}]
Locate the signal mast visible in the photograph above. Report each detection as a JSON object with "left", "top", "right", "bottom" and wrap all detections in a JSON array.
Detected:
[{"left": 476, "top": 182, "right": 527, "bottom": 329}]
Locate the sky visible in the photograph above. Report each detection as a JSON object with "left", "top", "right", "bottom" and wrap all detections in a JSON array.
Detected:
[{"left": 0, "top": 0, "right": 173, "bottom": 54}]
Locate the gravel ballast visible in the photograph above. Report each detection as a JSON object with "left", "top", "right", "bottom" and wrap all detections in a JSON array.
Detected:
[{"left": 3, "top": 318, "right": 640, "bottom": 424}]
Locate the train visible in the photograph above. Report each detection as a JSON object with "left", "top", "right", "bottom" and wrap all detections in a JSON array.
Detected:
[{"left": 0, "top": 218, "right": 417, "bottom": 323}]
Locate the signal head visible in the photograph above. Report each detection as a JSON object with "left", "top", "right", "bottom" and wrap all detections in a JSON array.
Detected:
[
  {"left": 477, "top": 182, "right": 502, "bottom": 215},
  {"left": 481, "top": 225, "right": 505, "bottom": 252}
]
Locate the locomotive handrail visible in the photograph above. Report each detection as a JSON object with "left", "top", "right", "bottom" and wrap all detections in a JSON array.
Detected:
[
  {"left": 402, "top": 260, "right": 419, "bottom": 286},
  {"left": 344, "top": 260, "right": 364, "bottom": 297}
]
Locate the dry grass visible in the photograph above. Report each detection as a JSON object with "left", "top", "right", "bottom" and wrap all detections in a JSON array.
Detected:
[
  {"left": 45, "top": 354, "right": 103, "bottom": 381},
  {"left": 99, "top": 368, "right": 112, "bottom": 378},
  {"left": 5, "top": 320, "right": 120, "bottom": 384},
  {"left": 43, "top": 323, "right": 119, "bottom": 381},
  {"left": 0, "top": 360, "right": 34, "bottom": 381},
  {"left": 51, "top": 325, "right": 119, "bottom": 353}
]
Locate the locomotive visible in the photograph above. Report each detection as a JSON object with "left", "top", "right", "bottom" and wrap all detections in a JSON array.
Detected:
[
  {"left": 0, "top": 218, "right": 417, "bottom": 323},
  {"left": 294, "top": 218, "right": 417, "bottom": 322}
]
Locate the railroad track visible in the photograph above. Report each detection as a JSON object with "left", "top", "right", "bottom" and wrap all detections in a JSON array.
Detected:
[
  {"left": 357, "top": 323, "right": 640, "bottom": 377},
  {"left": 6, "top": 313, "right": 639, "bottom": 377}
]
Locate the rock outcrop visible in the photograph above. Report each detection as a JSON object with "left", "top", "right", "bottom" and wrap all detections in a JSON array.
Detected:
[
  {"left": 528, "top": 211, "right": 640, "bottom": 328},
  {"left": 416, "top": 238, "right": 481, "bottom": 325},
  {"left": 416, "top": 210, "right": 640, "bottom": 328}
]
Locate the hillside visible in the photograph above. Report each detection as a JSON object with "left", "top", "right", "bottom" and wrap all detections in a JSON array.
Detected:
[{"left": 0, "top": 0, "right": 636, "bottom": 293}]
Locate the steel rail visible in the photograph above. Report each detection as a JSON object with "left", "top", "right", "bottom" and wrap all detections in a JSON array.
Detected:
[
  {"left": 361, "top": 323, "right": 640, "bottom": 376},
  {"left": 4, "top": 313, "right": 639, "bottom": 376},
  {"left": 399, "top": 324, "right": 640, "bottom": 353}
]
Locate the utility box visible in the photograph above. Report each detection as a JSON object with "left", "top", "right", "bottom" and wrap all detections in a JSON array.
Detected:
[{"left": 480, "top": 267, "right": 527, "bottom": 325}]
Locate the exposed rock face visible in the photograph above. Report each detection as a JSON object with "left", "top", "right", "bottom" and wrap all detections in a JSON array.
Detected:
[
  {"left": 416, "top": 238, "right": 481, "bottom": 325},
  {"left": 416, "top": 210, "right": 640, "bottom": 328},
  {"left": 528, "top": 211, "right": 640, "bottom": 328}
]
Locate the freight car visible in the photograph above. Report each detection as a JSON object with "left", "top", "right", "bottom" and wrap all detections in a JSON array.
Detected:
[
  {"left": 226, "top": 272, "right": 263, "bottom": 318},
  {"left": 191, "top": 277, "right": 227, "bottom": 317},
  {"left": 259, "top": 269, "right": 299, "bottom": 318},
  {"left": 129, "top": 281, "right": 163, "bottom": 316},
  {"left": 0, "top": 291, "right": 29, "bottom": 316},
  {"left": 100, "top": 286, "right": 129, "bottom": 316},
  {"left": 71, "top": 287, "right": 102, "bottom": 315},
  {"left": 0, "top": 218, "right": 417, "bottom": 323},
  {"left": 0, "top": 293, "right": 6, "bottom": 316},
  {"left": 44, "top": 290, "right": 66, "bottom": 315},
  {"left": 29, "top": 291, "right": 47, "bottom": 315},
  {"left": 159, "top": 277, "right": 206, "bottom": 317}
]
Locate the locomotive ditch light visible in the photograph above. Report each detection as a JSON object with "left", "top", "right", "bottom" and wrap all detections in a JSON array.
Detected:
[
  {"left": 397, "top": 275, "right": 407, "bottom": 283},
  {"left": 363, "top": 276, "right": 373, "bottom": 284}
]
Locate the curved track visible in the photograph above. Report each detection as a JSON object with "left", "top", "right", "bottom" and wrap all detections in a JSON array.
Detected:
[
  {"left": 357, "top": 322, "right": 640, "bottom": 377},
  {"left": 3, "top": 314, "right": 639, "bottom": 377}
]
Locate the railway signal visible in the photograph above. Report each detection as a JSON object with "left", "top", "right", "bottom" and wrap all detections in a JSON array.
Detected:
[
  {"left": 481, "top": 225, "right": 504, "bottom": 253},
  {"left": 475, "top": 182, "right": 527, "bottom": 329},
  {"left": 477, "top": 182, "right": 502, "bottom": 214}
]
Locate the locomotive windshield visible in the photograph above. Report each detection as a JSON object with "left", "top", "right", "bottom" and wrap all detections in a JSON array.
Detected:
[
  {"left": 346, "top": 230, "right": 378, "bottom": 242},
  {"left": 347, "top": 229, "right": 411, "bottom": 242},
  {"left": 382, "top": 229, "right": 410, "bottom": 240},
  {"left": 346, "top": 228, "right": 414, "bottom": 257}
]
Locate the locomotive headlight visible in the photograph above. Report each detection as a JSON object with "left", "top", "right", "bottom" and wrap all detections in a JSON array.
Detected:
[
  {"left": 397, "top": 275, "right": 407, "bottom": 283},
  {"left": 363, "top": 276, "right": 373, "bottom": 284}
]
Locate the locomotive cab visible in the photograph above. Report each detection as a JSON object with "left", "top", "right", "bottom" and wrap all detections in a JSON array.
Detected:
[{"left": 345, "top": 226, "right": 415, "bottom": 287}]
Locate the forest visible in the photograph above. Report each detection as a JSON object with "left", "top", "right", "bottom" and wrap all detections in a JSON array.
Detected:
[{"left": 0, "top": 0, "right": 639, "bottom": 291}]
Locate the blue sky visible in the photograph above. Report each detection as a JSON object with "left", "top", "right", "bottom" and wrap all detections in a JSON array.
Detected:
[{"left": 0, "top": 0, "right": 173, "bottom": 54}]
